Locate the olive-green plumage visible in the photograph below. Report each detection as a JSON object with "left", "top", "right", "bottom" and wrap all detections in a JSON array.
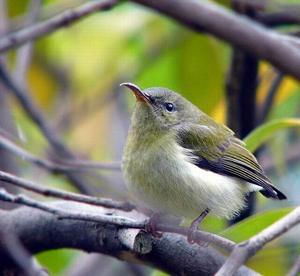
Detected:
[{"left": 121, "top": 83, "right": 286, "bottom": 221}]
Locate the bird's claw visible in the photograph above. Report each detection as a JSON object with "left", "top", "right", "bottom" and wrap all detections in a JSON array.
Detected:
[
  {"left": 145, "top": 213, "right": 163, "bottom": 238},
  {"left": 187, "top": 228, "right": 196, "bottom": 244},
  {"left": 187, "top": 208, "right": 210, "bottom": 246},
  {"left": 187, "top": 229, "right": 209, "bottom": 247}
]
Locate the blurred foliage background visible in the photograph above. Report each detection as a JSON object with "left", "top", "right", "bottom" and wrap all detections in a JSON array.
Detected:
[{"left": 2, "top": 0, "right": 300, "bottom": 275}]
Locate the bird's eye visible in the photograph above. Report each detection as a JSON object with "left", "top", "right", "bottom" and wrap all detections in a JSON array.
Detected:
[{"left": 164, "top": 102, "right": 175, "bottom": 112}]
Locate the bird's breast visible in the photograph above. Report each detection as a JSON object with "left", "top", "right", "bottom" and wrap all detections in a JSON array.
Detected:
[{"left": 122, "top": 136, "right": 248, "bottom": 219}]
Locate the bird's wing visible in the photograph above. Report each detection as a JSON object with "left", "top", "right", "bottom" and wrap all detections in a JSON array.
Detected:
[{"left": 175, "top": 123, "right": 286, "bottom": 200}]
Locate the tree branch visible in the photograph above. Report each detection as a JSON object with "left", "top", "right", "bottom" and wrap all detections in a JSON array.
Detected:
[
  {"left": 2, "top": 0, "right": 300, "bottom": 80},
  {"left": 226, "top": 0, "right": 259, "bottom": 225},
  {"left": 13, "top": 0, "right": 41, "bottom": 86},
  {"left": 0, "top": 231, "right": 49, "bottom": 276},
  {"left": 0, "top": 201, "right": 257, "bottom": 275},
  {"left": 256, "top": 7, "right": 300, "bottom": 27},
  {"left": 131, "top": 0, "right": 300, "bottom": 80},
  {"left": 257, "top": 71, "right": 284, "bottom": 123},
  {"left": 0, "top": 56, "right": 99, "bottom": 194},
  {"left": 0, "top": 189, "right": 145, "bottom": 228},
  {"left": 0, "top": 170, "right": 133, "bottom": 211},
  {"left": 287, "top": 255, "right": 300, "bottom": 276},
  {"left": 0, "top": 187, "right": 236, "bottom": 252},
  {"left": 0, "top": 0, "right": 116, "bottom": 53},
  {"left": 0, "top": 134, "right": 121, "bottom": 171},
  {"left": 0, "top": 63, "right": 73, "bottom": 160},
  {"left": 216, "top": 207, "right": 300, "bottom": 275},
  {"left": 0, "top": 0, "right": 20, "bottom": 210}
]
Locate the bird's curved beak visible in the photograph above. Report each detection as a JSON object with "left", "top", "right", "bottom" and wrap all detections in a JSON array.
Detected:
[{"left": 120, "top": 82, "right": 151, "bottom": 103}]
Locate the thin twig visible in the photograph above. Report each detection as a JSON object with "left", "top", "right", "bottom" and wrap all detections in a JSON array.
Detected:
[
  {"left": 11, "top": 0, "right": 85, "bottom": 32},
  {"left": 0, "top": 0, "right": 116, "bottom": 53},
  {"left": 287, "top": 255, "right": 300, "bottom": 276},
  {"left": 0, "top": 127, "right": 20, "bottom": 144},
  {"left": 0, "top": 188, "right": 144, "bottom": 227},
  {"left": 0, "top": 134, "right": 121, "bottom": 171},
  {"left": 0, "top": 63, "right": 72, "bottom": 157},
  {"left": 54, "top": 159, "right": 121, "bottom": 171},
  {"left": 0, "top": 0, "right": 22, "bottom": 210},
  {"left": 13, "top": 0, "right": 41, "bottom": 85},
  {"left": 0, "top": 53, "right": 99, "bottom": 194},
  {"left": 0, "top": 170, "right": 133, "bottom": 211},
  {"left": 257, "top": 11, "right": 300, "bottom": 26},
  {"left": 256, "top": 4, "right": 300, "bottom": 27},
  {"left": 0, "top": 187, "right": 235, "bottom": 252},
  {"left": 216, "top": 207, "right": 300, "bottom": 275},
  {"left": 156, "top": 224, "right": 235, "bottom": 252},
  {"left": 258, "top": 71, "right": 284, "bottom": 123}
]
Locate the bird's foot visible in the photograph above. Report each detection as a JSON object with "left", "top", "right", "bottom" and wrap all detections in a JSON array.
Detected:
[
  {"left": 187, "top": 208, "right": 210, "bottom": 246},
  {"left": 187, "top": 227, "right": 209, "bottom": 247},
  {"left": 145, "top": 213, "right": 163, "bottom": 238},
  {"left": 187, "top": 225, "right": 197, "bottom": 244}
]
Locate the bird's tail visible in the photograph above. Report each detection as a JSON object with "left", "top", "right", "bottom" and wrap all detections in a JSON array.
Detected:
[{"left": 260, "top": 185, "right": 287, "bottom": 200}]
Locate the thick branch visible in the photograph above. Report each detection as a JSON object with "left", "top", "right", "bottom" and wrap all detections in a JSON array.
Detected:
[
  {"left": 0, "top": 202, "right": 257, "bottom": 275},
  {"left": 1, "top": 0, "right": 300, "bottom": 79},
  {"left": 0, "top": 189, "right": 235, "bottom": 252},
  {"left": 132, "top": 0, "right": 300, "bottom": 80}
]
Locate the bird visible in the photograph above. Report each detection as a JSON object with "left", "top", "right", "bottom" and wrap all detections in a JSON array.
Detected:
[{"left": 121, "top": 82, "right": 286, "bottom": 242}]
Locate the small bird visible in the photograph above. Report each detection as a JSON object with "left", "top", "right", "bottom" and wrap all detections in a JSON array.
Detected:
[{"left": 121, "top": 82, "right": 286, "bottom": 242}]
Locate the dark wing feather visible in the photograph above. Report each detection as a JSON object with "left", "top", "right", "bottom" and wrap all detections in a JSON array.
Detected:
[{"left": 176, "top": 123, "right": 286, "bottom": 200}]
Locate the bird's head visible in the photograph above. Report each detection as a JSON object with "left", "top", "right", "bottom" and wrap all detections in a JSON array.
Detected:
[{"left": 121, "top": 82, "right": 201, "bottom": 130}]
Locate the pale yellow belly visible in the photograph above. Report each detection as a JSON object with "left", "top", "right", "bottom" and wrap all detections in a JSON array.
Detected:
[{"left": 123, "top": 143, "right": 250, "bottom": 219}]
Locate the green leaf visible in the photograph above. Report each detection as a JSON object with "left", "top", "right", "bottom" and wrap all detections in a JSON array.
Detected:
[
  {"left": 266, "top": 91, "right": 300, "bottom": 174},
  {"left": 221, "top": 208, "right": 293, "bottom": 242},
  {"left": 244, "top": 118, "right": 300, "bottom": 152},
  {"left": 179, "top": 32, "right": 227, "bottom": 114},
  {"left": 36, "top": 249, "right": 77, "bottom": 275},
  {"left": 151, "top": 270, "right": 169, "bottom": 276},
  {"left": 248, "top": 245, "right": 296, "bottom": 276}
]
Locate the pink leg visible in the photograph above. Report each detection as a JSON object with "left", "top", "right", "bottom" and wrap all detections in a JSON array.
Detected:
[
  {"left": 145, "top": 213, "right": 163, "bottom": 238},
  {"left": 187, "top": 208, "right": 210, "bottom": 244}
]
